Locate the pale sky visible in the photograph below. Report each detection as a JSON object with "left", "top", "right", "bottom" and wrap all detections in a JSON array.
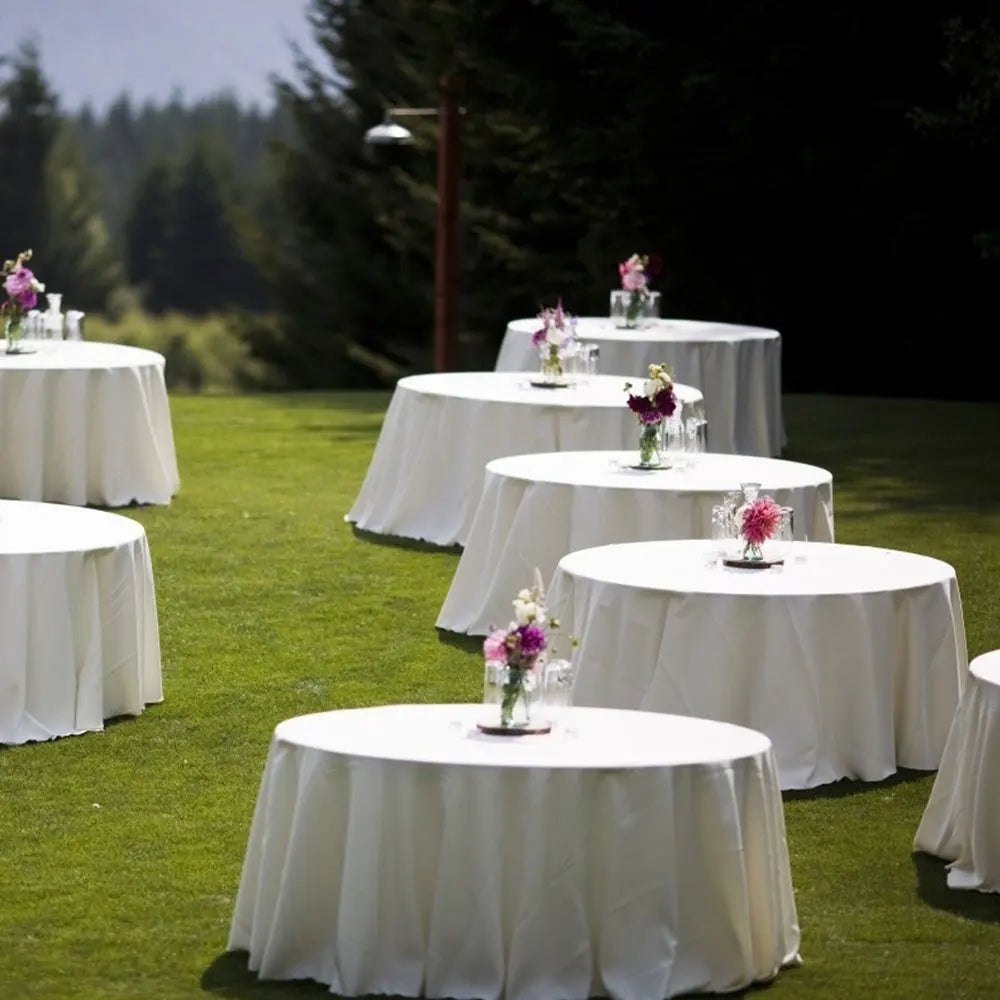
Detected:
[{"left": 2, "top": 0, "right": 330, "bottom": 112}]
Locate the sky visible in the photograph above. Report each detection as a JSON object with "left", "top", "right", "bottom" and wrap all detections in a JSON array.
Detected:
[{"left": 2, "top": 0, "right": 330, "bottom": 113}]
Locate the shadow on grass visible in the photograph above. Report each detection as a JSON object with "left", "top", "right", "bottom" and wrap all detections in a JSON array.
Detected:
[
  {"left": 436, "top": 627, "right": 484, "bottom": 654},
  {"left": 912, "top": 852, "right": 1000, "bottom": 925},
  {"left": 202, "top": 950, "right": 346, "bottom": 997},
  {"left": 350, "top": 525, "right": 462, "bottom": 556},
  {"left": 782, "top": 767, "right": 930, "bottom": 802}
]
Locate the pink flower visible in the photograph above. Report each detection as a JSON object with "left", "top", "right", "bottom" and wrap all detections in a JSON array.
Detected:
[
  {"left": 741, "top": 497, "right": 782, "bottom": 545},
  {"left": 483, "top": 629, "right": 509, "bottom": 663},
  {"left": 17, "top": 289, "right": 36, "bottom": 310},
  {"left": 621, "top": 269, "right": 647, "bottom": 292},
  {"left": 4, "top": 266, "right": 34, "bottom": 298}
]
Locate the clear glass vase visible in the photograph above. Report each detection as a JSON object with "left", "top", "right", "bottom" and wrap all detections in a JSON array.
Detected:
[
  {"left": 637, "top": 421, "right": 662, "bottom": 468},
  {"left": 538, "top": 343, "right": 565, "bottom": 384},
  {"left": 610, "top": 290, "right": 660, "bottom": 329},
  {"left": 4, "top": 316, "right": 24, "bottom": 354},
  {"left": 483, "top": 660, "right": 537, "bottom": 728}
]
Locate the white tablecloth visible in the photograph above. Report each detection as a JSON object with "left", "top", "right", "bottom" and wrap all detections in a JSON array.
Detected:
[
  {"left": 914, "top": 650, "right": 1000, "bottom": 892},
  {"left": 496, "top": 318, "right": 785, "bottom": 456},
  {"left": 346, "top": 372, "right": 704, "bottom": 547},
  {"left": 228, "top": 704, "right": 800, "bottom": 999},
  {"left": 0, "top": 340, "right": 180, "bottom": 506},
  {"left": 547, "top": 539, "right": 967, "bottom": 790},
  {"left": 0, "top": 499, "right": 163, "bottom": 744},
  {"left": 437, "top": 450, "right": 835, "bottom": 635}
]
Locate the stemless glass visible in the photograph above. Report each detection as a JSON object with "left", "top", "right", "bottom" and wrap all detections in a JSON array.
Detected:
[
  {"left": 778, "top": 506, "right": 795, "bottom": 562},
  {"left": 540, "top": 658, "right": 575, "bottom": 730}
]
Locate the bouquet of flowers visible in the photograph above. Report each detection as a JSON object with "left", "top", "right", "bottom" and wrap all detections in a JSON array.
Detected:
[
  {"left": 483, "top": 568, "right": 563, "bottom": 728},
  {"left": 532, "top": 300, "right": 576, "bottom": 378},
  {"left": 624, "top": 363, "right": 677, "bottom": 467},
  {"left": 617, "top": 252, "right": 661, "bottom": 325},
  {"left": 738, "top": 494, "right": 783, "bottom": 561},
  {"left": 1, "top": 249, "right": 45, "bottom": 351}
]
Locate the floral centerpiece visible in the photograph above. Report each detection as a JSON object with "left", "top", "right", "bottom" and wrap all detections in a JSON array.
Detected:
[
  {"left": 481, "top": 568, "right": 564, "bottom": 731},
  {"left": 738, "top": 494, "right": 783, "bottom": 561},
  {"left": 624, "top": 362, "right": 677, "bottom": 468},
  {"left": 1, "top": 249, "right": 45, "bottom": 354},
  {"left": 613, "top": 252, "right": 661, "bottom": 328},
  {"left": 532, "top": 300, "right": 576, "bottom": 382}
]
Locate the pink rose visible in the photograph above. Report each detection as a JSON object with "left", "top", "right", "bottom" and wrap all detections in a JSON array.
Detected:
[
  {"left": 621, "top": 269, "right": 647, "bottom": 292},
  {"left": 4, "top": 266, "right": 34, "bottom": 298},
  {"left": 483, "top": 629, "right": 509, "bottom": 663}
]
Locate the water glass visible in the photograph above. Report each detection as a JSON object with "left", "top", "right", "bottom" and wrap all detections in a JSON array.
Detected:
[
  {"left": 541, "top": 658, "right": 575, "bottom": 729},
  {"left": 661, "top": 415, "right": 686, "bottom": 466},
  {"left": 776, "top": 505, "right": 795, "bottom": 562},
  {"left": 685, "top": 417, "right": 708, "bottom": 455},
  {"left": 582, "top": 343, "right": 599, "bottom": 376}
]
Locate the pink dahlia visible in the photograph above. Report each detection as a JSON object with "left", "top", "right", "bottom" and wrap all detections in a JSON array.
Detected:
[{"left": 741, "top": 497, "right": 782, "bottom": 546}]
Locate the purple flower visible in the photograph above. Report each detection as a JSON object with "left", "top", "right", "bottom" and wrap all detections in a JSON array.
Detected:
[
  {"left": 4, "top": 266, "right": 34, "bottom": 298},
  {"left": 531, "top": 327, "right": 546, "bottom": 346},
  {"left": 515, "top": 623, "right": 547, "bottom": 656},
  {"left": 653, "top": 387, "right": 676, "bottom": 418},
  {"left": 17, "top": 289, "right": 36, "bottom": 310}
]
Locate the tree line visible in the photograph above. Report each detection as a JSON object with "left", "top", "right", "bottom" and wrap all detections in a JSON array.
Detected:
[{"left": 2, "top": 3, "right": 998, "bottom": 398}]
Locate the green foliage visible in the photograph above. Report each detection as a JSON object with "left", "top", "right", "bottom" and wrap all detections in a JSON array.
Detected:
[
  {"left": 0, "top": 44, "right": 122, "bottom": 312},
  {"left": 86, "top": 310, "right": 282, "bottom": 392},
  {"left": 0, "top": 392, "right": 999, "bottom": 999}
]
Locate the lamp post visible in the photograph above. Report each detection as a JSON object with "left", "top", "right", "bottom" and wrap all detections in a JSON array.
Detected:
[{"left": 364, "top": 76, "right": 462, "bottom": 372}]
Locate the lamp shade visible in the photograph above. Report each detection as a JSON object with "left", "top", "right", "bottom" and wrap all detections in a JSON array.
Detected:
[{"left": 363, "top": 120, "right": 415, "bottom": 145}]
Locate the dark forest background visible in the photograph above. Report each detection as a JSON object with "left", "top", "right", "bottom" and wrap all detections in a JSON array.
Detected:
[{"left": 2, "top": 1, "right": 998, "bottom": 398}]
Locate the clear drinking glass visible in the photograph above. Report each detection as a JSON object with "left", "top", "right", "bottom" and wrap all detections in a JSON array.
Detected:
[
  {"left": 661, "top": 414, "right": 686, "bottom": 468},
  {"left": 584, "top": 343, "right": 599, "bottom": 376},
  {"left": 685, "top": 417, "right": 708, "bottom": 457},
  {"left": 777, "top": 506, "right": 795, "bottom": 562},
  {"left": 541, "top": 658, "right": 575, "bottom": 730}
]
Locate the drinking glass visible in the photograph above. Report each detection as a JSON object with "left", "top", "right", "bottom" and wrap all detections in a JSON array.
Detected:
[
  {"left": 777, "top": 506, "right": 795, "bottom": 562},
  {"left": 685, "top": 417, "right": 708, "bottom": 457},
  {"left": 541, "top": 658, "right": 575, "bottom": 730}
]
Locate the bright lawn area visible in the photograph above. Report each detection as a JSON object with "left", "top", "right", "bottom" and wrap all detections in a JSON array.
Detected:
[{"left": 1, "top": 391, "right": 999, "bottom": 999}]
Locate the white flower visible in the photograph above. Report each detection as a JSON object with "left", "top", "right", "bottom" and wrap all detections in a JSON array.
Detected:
[
  {"left": 643, "top": 377, "right": 661, "bottom": 397},
  {"left": 517, "top": 589, "right": 532, "bottom": 601},
  {"left": 513, "top": 598, "right": 536, "bottom": 624}
]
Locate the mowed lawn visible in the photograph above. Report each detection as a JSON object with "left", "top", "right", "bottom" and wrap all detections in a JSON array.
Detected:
[{"left": 0, "top": 391, "right": 998, "bottom": 999}]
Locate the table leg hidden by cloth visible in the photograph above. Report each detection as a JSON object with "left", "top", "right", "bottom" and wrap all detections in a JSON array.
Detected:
[
  {"left": 914, "top": 649, "right": 1000, "bottom": 892},
  {"left": 228, "top": 705, "right": 801, "bottom": 1000}
]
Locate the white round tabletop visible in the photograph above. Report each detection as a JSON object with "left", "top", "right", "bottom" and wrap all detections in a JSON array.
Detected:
[
  {"left": 0, "top": 339, "right": 165, "bottom": 370},
  {"left": 507, "top": 316, "right": 780, "bottom": 344},
  {"left": 0, "top": 498, "right": 146, "bottom": 553},
  {"left": 274, "top": 703, "right": 772, "bottom": 769},
  {"left": 486, "top": 449, "right": 830, "bottom": 492},
  {"left": 398, "top": 370, "right": 704, "bottom": 410},
  {"left": 971, "top": 649, "right": 1000, "bottom": 686},
  {"left": 557, "top": 538, "right": 955, "bottom": 596},
  {"left": 496, "top": 318, "right": 785, "bottom": 456}
]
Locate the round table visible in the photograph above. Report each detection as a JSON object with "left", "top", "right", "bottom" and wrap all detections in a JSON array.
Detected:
[
  {"left": 547, "top": 539, "right": 967, "bottom": 790},
  {"left": 496, "top": 317, "right": 785, "bottom": 456},
  {"left": 345, "top": 371, "right": 704, "bottom": 547},
  {"left": 915, "top": 649, "right": 1000, "bottom": 892},
  {"left": 0, "top": 340, "right": 180, "bottom": 507},
  {"left": 228, "top": 704, "right": 800, "bottom": 1000},
  {"left": 436, "top": 450, "right": 835, "bottom": 635},
  {"left": 0, "top": 500, "right": 163, "bottom": 744}
]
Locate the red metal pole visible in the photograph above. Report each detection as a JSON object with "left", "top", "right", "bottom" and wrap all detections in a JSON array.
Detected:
[{"left": 433, "top": 76, "right": 461, "bottom": 372}]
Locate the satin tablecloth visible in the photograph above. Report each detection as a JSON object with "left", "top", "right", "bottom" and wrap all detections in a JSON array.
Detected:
[
  {"left": 496, "top": 318, "right": 785, "bottom": 456},
  {"left": 228, "top": 704, "right": 801, "bottom": 1000},
  {"left": 547, "top": 539, "right": 967, "bottom": 790},
  {"left": 0, "top": 499, "right": 163, "bottom": 744},
  {"left": 0, "top": 340, "right": 180, "bottom": 506},
  {"left": 346, "top": 372, "right": 704, "bottom": 547},
  {"left": 437, "top": 450, "right": 834, "bottom": 635},
  {"left": 914, "top": 649, "right": 1000, "bottom": 892}
]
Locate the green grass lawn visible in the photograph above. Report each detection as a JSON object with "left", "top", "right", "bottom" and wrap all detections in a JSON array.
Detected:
[{"left": 1, "top": 391, "right": 999, "bottom": 999}]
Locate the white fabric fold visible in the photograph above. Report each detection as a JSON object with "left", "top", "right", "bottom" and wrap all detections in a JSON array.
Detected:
[
  {"left": 228, "top": 704, "right": 801, "bottom": 999},
  {"left": 495, "top": 318, "right": 785, "bottom": 456},
  {"left": 0, "top": 341, "right": 180, "bottom": 506},
  {"left": 346, "top": 372, "right": 704, "bottom": 547},
  {"left": 546, "top": 539, "right": 967, "bottom": 790},
  {"left": 437, "top": 450, "right": 835, "bottom": 635},
  {"left": 914, "top": 650, "right": 1000, "bottom": 892},
  {"left": 0, "top": 500, "right": 163, "bottom": 744}
]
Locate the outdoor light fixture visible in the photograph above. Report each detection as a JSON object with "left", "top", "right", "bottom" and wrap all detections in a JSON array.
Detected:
[{"left": 364, "top": 77, "right": 462, "bottom": 372}]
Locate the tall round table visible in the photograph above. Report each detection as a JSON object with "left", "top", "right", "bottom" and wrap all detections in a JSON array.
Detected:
[
  {"left": 437, "top": 450, "right": 834, "bottom": 635},
  {"left": 0, "top": 340, "right": 180, "bottom": 507},
  {"left": 0, "top": 499, "right": 163, "bottom": 744},
  {"left": 496, "top": 317, "right": 785, "bottom": 456},
  {"left": 915, "top": 649, "right": 1000, "bottom": 892},
  {"left": 228, "top": 704, "right": 801, "bottom": 1000},
  {"left": 547, "top": 539, "right": 967, "bottom": 790},
  {"left": 345, "top": 371, "right": 704, "bottom": 547}
]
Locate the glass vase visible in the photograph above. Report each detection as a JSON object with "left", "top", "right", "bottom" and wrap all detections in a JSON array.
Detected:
[
  {"left": 483, "top": 660, "right": 536, "bottom": 729},
  {"left": 637, "top": 421, "right": 662, "bottom": 468},
  {"left": 538, "top": 343, "right": 565, "bottom": 384},
  {"left": 610, "top": 290, "right": 660, "bottom": 329},
  {"left": 4, "top": 316, "right": 25, "bottom": 354}
]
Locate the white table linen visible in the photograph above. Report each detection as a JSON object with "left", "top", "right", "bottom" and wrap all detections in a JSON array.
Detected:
[
  {"left": 0, "top": 499, "right": 163, "bottom": 744},
  {"left": 496, "top": 317, "right": 785, "bottom": 456},
  {"left": 437, "top": 450, "right": 835, "bottom": 635},
  {"left": 346, "top": 372, "right": 704, "bottom": 547},
  {"left": 547, "top": 539, "right": 967, "bottom": 790},
  {"left": 914, "top": 650, "right": 1000, "bottom": 892},
  {"left": 228, "top": 704, "right": 800, "bottom": 1000},
  {"left": 0, "top": 340, "right": 180, "bottom": 506}
]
